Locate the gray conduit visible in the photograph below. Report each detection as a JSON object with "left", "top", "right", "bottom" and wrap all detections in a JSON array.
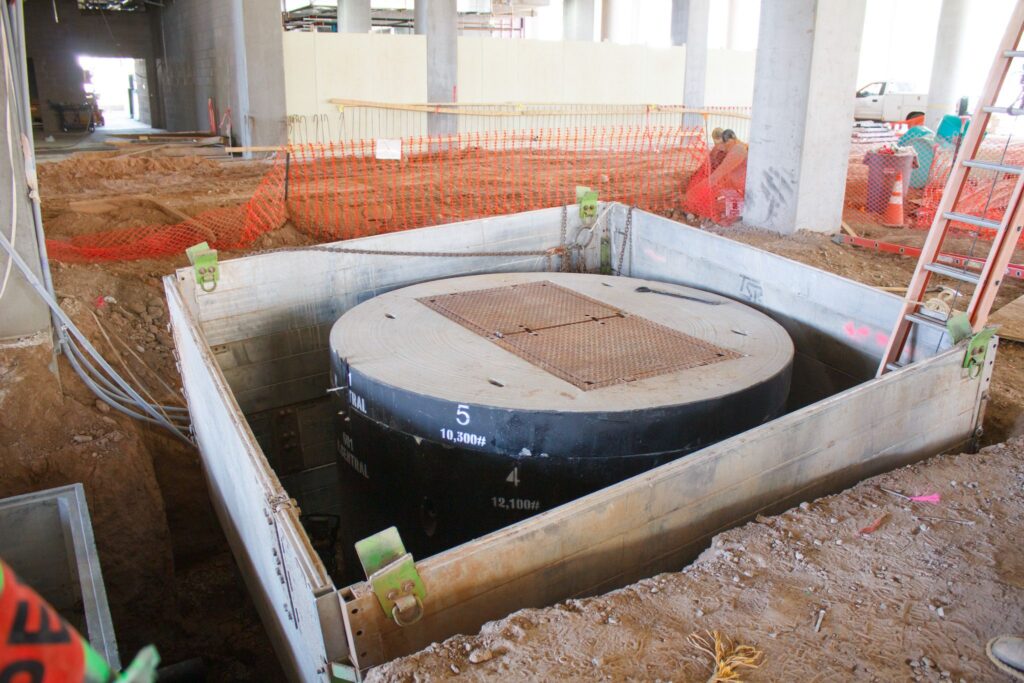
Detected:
[
  {"left": 0, "top": 227, "right": 192, "bottom": 444},
  {"left": 0, "top": 4, "right": 191, "bottom": 443}
]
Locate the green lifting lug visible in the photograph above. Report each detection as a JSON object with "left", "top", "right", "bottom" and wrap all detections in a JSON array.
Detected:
[
  {"left": 354, "top": 527, "right": 426, "bottom": 627},
  {"left": 185, "top": 241, "right": 219, "bottom": 293},
  {"left": 576, "top": 185, "right": 598, "bottom": 222}
]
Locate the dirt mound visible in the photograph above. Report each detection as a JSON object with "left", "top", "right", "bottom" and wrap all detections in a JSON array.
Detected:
[
  {"left": 38, "top": 155, "right": 227, "bottom": 198},
  {"left": 0, "top": 258, "right": 281, "bottom": 679},
  {"left": 368, "top": 440, "right": 1024, "bottom": 682}
]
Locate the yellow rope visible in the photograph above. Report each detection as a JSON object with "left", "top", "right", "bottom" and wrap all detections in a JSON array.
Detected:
[{"left": 688, "top": 630, "right": 764, "bottom": 683}]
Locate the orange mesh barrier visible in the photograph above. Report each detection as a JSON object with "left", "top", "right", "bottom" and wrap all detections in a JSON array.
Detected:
[
  {"left": 915, "top": 139, "right": 1024, "bottom": 237},
  {"left": 844, "top": 127, "right": 1024, "bottom": 243},
  {"left": 45, "top": 126, "right": 712, "bottom": 263}
]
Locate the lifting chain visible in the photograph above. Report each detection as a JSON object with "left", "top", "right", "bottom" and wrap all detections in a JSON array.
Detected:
[
  {"left": 250, "top": 241, "right": 564, "bottom": 264},
  {"left": 616, "top": 207, "right": 634, "bottom": 276}
]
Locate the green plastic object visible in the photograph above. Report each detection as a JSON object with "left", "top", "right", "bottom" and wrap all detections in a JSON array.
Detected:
[
  {"left": 897, "top": 126, "right": 932, "bottom": 144},
  {"left": 945, "top": 312, "right": 973, "bottom": 344},
  {"left": 576, "top": 185, "right": 598, "bottom": 221},
  {"left": 354, "top": 527, "right": 426, "bottom": 627},
  {"left": 898, "top": 131, "right": 936, "bottom": 189},
  {"left": 963, "top": 325, "right": 998, "bottom": 379},
  {"left": 0, "top": 559, "right": 160, "bottom": 682},
  {"left": 936, "top": 114, "right": 964, "bottom": 143},
  {"left": 185, "top": 241, "right": 219, "bottom": 293}
]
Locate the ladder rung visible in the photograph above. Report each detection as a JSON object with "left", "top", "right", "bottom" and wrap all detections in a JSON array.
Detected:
[
  {"left": 962, "top": 159, "right": 1024, "bottom": 175},
  {"left": 943, "top": 211, "right": 1002, "bottom": 231},
  {"left": 1005, "top": 50, "right": 1024, "bottom": 57},
  {"left": 885, "top": 362, "right": 906, "bottom": 372},
  {"left": 905, "top": 312, "right": 949, "bottom": 333},
  {"left": 983, "top": 105, "right": 1021, "bottom": 115},
  {"left": 923, "top": 262, "right": 982, "bottom": 284}
]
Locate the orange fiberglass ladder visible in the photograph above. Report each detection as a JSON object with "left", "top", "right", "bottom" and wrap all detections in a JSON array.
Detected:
[{"left": 878, "top": 0, "right": 1024, "bottom": 376}]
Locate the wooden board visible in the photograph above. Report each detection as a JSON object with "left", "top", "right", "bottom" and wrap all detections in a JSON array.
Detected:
[{"left": 990, "top": 293, "right": 1024, "bottom": 342}]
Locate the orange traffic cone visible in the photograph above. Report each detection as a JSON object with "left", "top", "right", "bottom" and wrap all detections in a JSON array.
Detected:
[{"left": 882, "top": 171, "right": 905, "bottom": 227}]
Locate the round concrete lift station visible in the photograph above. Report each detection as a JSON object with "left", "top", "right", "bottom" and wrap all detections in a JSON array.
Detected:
[{"left": 329, "top": 272, "right": 794, "bottom": 561}]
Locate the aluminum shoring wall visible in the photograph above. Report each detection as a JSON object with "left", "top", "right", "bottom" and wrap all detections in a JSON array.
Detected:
[
  {"left": 0, "top": 484, "right": 120, "bottom": 669},
  {"left": 167, "top": 206, "right": 991, "bottom": 680},
  {"left": 167, "top": 207, "right": 569, "bottom": 681},
  {"left": 619, "top": 207, "right": 953, "bottom": 407},
  {"left": 344, "top": 340, "right": 990, "bottom": 671}
]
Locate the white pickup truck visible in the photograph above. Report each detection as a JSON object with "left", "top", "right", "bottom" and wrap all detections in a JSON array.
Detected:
[{"left": 854, "top": 81, "right": 927, "bottom": 122}]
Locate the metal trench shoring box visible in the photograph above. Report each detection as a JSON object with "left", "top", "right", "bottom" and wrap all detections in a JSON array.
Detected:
[
  {"left": 0, "top": 484, "right": 120, "bottom": 670},
  {"left": 165, "top": 204, "right": 995, "bottom": 681}
]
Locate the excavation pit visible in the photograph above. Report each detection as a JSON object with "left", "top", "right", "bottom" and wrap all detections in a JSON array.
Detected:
[{"left": 165, "top": 204, "right": 992, "bottom": 680}]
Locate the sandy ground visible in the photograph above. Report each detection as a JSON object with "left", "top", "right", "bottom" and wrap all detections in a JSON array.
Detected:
[
  {"left": 368, "top": 439, "right": 1024, "bottom": 682},
  {"left": 1, "top": 152, "right": 283, "bottom": 679},
  {"left": 0, "top": 304, "right": 282, "bottom": 679},
  {"left": 3, "top": 151, "right": 1023, "bottom": 680}
]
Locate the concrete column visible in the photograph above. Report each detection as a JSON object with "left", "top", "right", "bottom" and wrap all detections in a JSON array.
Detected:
[
  {"left": 600, "top": 0, "right": 631, "bottom": 43},
  {"left": 232, "top": 0, "right": 287, "bottom": 147},
  {"left": 600, "top": 0, "right": 639, "bottom": 44},
  {"left": 925, "top": 0, "right": 970, "bottom": 130},
  {"left": 726, "top": 0, "right": 740, "bottom": 49},
  {"left": 681, "top": 0, "right": 710, "bottom": 123},
  {"left": 337, "top": 0, "right": 371, "bottom": 33},
  {"left": 563, "top": 0, "right": 595, "bottom": 42},
  {"left": 670, "top": 0, "right": 688, "bottom": 46},
  {"left": 0, "top": 4, "right": 49, "bottom": 340},
  {"left": 415, "top": 0, "right": 457, "bottom": 136},
  {"left": 743, "top": 0, "right": 866, "bottom": 235}
]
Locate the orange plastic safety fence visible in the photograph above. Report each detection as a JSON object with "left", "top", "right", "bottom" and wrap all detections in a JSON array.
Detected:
[
  {"left": 844, "top": 127, "right": 1024, "bottom": 244},
  {"left": 45, "top": 126, "right": 711, "bottom": 263}
]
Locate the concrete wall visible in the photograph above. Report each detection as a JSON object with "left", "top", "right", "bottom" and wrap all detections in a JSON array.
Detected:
[
  {"left": 706, "top": 48, "right": 756, "bottom": 106},
  {"left": 157, "top": 0, "right": 286, "bottom": 146},
  {"left": 1, "top": 4, "right": 48, "bottom": 340},
  {"left": 23, "top": 0, "right": 161, "bottom": 132},
  {"left": 744, "top": 0, "right": 865, "bottom": 234},
  {"left": 283, "top": 32, "right": 428, "bottom": 113},
  {"left": 156, "top": 0, "right": 229, "bottom": 134},
  {"left": 458, "top": 38, "right": 687, "bottom": 103},
  {"left": 283, "top": 32, "right": 757, "bottom": 120},
  {"left": 133, "top": 59, "right": 151, "bottom": 125}
]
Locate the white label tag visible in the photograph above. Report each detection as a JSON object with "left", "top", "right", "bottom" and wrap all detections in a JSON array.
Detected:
[{"left": 375, "top": 138, "right": 402, "bottom": 160}]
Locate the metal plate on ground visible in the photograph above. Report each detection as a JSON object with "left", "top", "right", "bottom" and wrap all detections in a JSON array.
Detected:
[
  {"left": 418, "top": 280, "right": 622, "bottom": 336},
  {"left": 419, "top": 280, "right": 740, "bottom": 390}
]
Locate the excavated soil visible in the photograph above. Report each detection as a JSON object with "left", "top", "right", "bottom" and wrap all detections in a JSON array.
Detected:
[
  {"left": 369, "top": 440, "right": 1024, "bottom": 682},
  {"left": 5, "top": 152, "right": 1024, "bottom": 681},
  {"left": 0, "top": 294, "right": 282, "bottom": 679}
]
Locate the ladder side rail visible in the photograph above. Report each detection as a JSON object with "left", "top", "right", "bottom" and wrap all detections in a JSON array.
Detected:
[
  {"left": 968, "top": 182, "right": 1024, "bottom": 327},
  {"left": 877, "top": 0, "right": 1024, "bottom": 376}
]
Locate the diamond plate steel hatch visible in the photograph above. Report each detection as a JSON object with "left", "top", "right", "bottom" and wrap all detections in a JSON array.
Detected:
[{"left": 418, "top": 281, "right": 741, "bottom": 390}]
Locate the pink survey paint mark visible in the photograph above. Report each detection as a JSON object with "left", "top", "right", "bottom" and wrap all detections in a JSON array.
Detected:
[
  {"left": 909, "top": 493, "right": 941, "bottom": 504},
  {"left": 642, "top": 247, "right": 667, "bottom": 263},
  {"left": 875, "top": 331, "right": 890, "bottom": 347},
  {"left": 843, "top": 320, "right": 872, "bottom": 341}
]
